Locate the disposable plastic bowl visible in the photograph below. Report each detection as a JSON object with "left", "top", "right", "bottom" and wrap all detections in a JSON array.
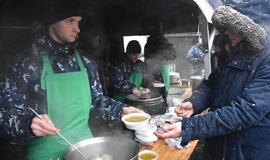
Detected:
[
  {"left": 122, "top": 113, "right": 151, "bottom": 130},
  {"left": 138, "top": 150, "right": 159, "bottom": 160}
]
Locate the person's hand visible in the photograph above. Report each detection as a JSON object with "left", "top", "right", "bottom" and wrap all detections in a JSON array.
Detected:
[
  {"left": 154, "top": 122, "right": 182, "bottom": 139},
  {"left": 132, "top": 88, "right": 140, "bottom": 97},
  {"left": 31, "top": 114, "right": 59, "bottom": 137},
  {"left": 122, "top": 106, "right": 144, "bottom": 116},
  {"left": 175, "top": 102, "right": 194, "bottom": 118}
]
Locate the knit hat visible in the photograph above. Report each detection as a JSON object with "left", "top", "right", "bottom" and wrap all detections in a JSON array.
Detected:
[
  {"left": 126, "top": 40, "right": 141, "bottom": 54},
  {"left": 212, "top": 6, "right": 267, "bottom": 52},
  {"left": 42, "top": 0, "right": 83, "bottom": 26}
]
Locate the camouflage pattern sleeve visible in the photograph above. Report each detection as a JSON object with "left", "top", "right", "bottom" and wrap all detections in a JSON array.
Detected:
[
  {"left": 0, "top": 61, "right": 36, "bottom": 138},
  {"left": 186, "top": 43, "right": 205, "bottom": 64},
  {"left": 109, "top": 63, "right": 135, "bottom": 94},
  {"left": 82, "top": 56, "right": 127, "bottom": 121}
]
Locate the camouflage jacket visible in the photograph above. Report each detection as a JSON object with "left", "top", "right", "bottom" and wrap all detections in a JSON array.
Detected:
[
  {"left": 109, "top": 57, "right": 145, "bottom": 94},
  {"left": 186, "top": 43, "right": 205, "bottom": 76},
  {"left": 0, "top": 34, "right": 126, "bottom": 140}
]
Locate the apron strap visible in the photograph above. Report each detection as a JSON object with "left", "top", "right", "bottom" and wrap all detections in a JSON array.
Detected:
[
  {"left": 129, "top": 69, "right": 143, "bottom": 88},
  {"left": 75, "top": 51, "right": 85, "bottom": 71},
  {"left": 41, "top": 51, "right": 85, "bottom": 90},
  {"left": 161, "top": 64, "right": 170, "bottom": 92},
  {"left": 41, "top": 51, "right": 53, "bottom": 90}
]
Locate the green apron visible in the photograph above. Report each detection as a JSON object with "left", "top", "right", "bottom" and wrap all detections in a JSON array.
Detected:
[
  {"left": 27, "top": 52, "right": 93, "bottom": 160},
  {"left": 161, "top": 64, "right": 170, "bottom": 92},
  {"left": 112, "top": 69, "right": 142, "bottom": 101}
]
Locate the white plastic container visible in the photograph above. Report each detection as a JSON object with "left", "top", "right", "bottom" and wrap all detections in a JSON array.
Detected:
[{"left": 122, "top": 113, "right": 151, "bottom": 130}]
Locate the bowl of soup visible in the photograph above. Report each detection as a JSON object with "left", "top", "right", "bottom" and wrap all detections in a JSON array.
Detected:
[
  {"left": 122, "top": 113, "right": 151, "bottom": 130},
  {"left": 139, "top": 150, "right": 158, "bottom": 160}
]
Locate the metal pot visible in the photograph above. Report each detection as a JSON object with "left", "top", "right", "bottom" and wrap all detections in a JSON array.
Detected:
[
  {"left": 125, "top": 92, "right": 166, "bottom": 115},
  {"left": 190, "top": 76, "right": 203, "bottom": 91},
  {"left": 170, "top": 72, "right": 180, "bottom": 84},
  {"left": 65, "top": 137, "right": 139, "bottom": 160}
]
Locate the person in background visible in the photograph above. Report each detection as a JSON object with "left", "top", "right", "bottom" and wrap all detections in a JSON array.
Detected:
[
  {"left": 143, "top": 34, "right": 176, "bottom": 107},
  {"left": 109, "top": 40, "right": 145, "bottom": 101},
  {"left": 186, "top": 36, "right": 205, "bottom": 76},
  {"left": 211, "top": 33, "right": 226, "bottom": 72},
  {"left": 155, "top": 5, "right": 270, "bottom": 160},
  {"left": 0, "top": 1, "right": 142, "bottom": 160}
]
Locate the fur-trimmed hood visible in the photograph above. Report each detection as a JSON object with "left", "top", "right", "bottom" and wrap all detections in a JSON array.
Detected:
[{"left": 212, "top": 6, "right": 268, "bottom": 53}]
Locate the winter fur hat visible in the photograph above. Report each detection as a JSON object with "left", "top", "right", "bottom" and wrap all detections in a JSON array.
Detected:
[
  {"left": 126, "top": 40, "right": 141, "bottom": 54},
  {"left": 42, "top": 0, "right": 82, "bottom": 26},
  {"left": 212, "top": 6, "right": 267, "bottom": 52}
]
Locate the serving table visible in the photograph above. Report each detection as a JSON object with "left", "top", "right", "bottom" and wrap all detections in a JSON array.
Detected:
[
  {"left": 139, "top": 86, "right": 198, "bottom": 160},
  {"left": 140, "top": 140, "right": 198, "bottom": 160}
]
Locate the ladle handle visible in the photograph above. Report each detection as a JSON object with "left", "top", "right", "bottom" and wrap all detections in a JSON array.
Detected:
[
  {"left": 28, "top": 107, "right": 88, "bottom": 160},
  {"left": 129, "top": 153, "right": 138, "bottom": 160}
]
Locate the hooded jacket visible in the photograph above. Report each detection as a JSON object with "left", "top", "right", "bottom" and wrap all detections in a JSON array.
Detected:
[
  {"left": 181, "top": 6, "right": 270, "bottom": 160},
  {"left": 221, "top": 0, "right": 270, "bottom": 35}
]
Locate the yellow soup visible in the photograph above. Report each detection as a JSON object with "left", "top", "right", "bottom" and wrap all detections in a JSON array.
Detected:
[
  {"left": 139, "top": 153, "right": 157, "bottom": 160},
  {"left": 125, "top": 116, "right": 147, "bottom": 122}
]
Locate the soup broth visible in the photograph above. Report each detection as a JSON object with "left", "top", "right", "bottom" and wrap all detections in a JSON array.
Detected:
[
  {"left": 125, "top": 116, "right": 147, "bottom": 122},
  {"left": 139, "top": 152, "right": 157, "bottom": 160}
]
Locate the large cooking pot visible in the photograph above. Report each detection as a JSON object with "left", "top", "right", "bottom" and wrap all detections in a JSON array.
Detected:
[
  {"left": 190, "top": 76, "right": 203, "bottom": 91},
  {"left": 125, "top": 91, "right": 166, "bottom": 115},
  {"left": 65, "top": 137, "right": 139, "bottom": 160}
]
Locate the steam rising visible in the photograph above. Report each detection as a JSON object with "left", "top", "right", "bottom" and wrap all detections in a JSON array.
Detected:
[{"left": 144, "top": 35, "right": 176, "bottom": 79}]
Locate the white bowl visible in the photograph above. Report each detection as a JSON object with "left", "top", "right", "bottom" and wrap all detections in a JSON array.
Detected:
[
  {"left": 135, "top": 124, "right": 157, "bottom": 134},
  {"left": 122, "top": 113, "right": 151, "bottom": 130},
  {"left": 135, "top": 135, "right": 158, "bottom": 145},
  {"left": 152, "top": 82, "right": 165, "bottom": 87}
]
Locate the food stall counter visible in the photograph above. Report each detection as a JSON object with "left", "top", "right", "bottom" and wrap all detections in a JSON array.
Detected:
[
  {"left": 139, "top": 87, "right": 196, "bottom": 160},
  {"left": 140, "top": 139, "right": 198, "bottom": 160}
]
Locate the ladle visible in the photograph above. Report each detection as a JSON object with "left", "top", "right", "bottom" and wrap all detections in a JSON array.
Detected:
[
  {"left": 129, "top": 153, "right": 139, "bottom": 160},
  {"left": 28, "top": 107, "right": 88, "bottom": 160}
]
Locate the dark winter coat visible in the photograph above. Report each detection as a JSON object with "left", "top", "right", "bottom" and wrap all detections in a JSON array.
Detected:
[
  {"left": 180, "top": 4, "right": 270, "bottom": 160},
  {"left": 181, "top": 41, "right": 270, "bottom": 160}
]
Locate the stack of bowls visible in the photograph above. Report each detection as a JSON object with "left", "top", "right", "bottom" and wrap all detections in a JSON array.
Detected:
[
  {"left": 122, "top": 113, "right": 158, "bottom": 145},
  {"left": 135, "top": 124, "right": 158, "bottom": 145}
]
